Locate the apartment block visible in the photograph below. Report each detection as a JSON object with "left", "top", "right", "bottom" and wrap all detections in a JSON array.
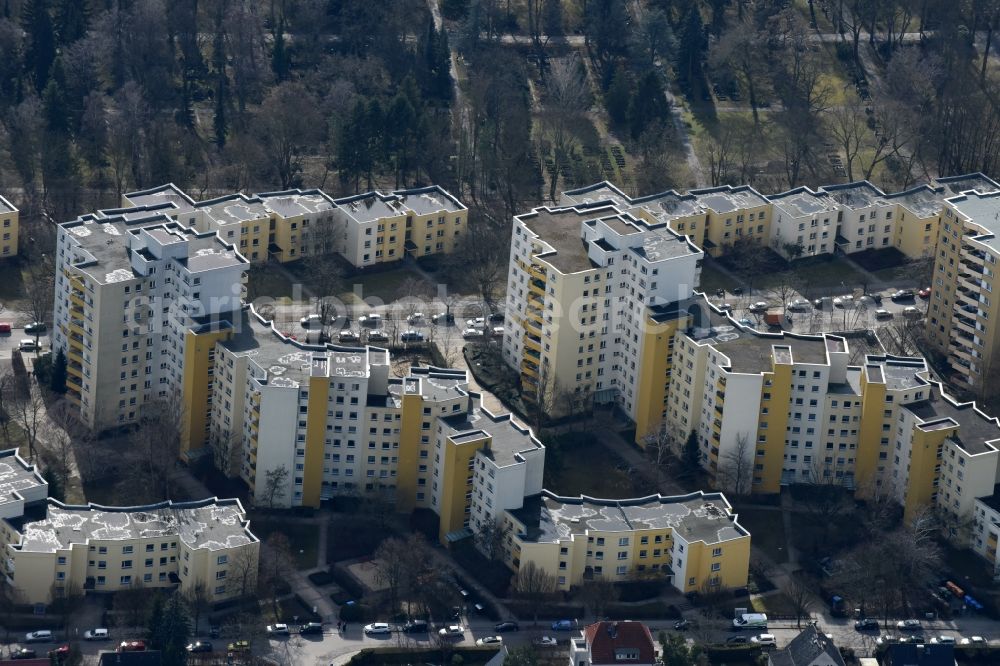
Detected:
[
  {"left": 664, "top": 296, "right": 1000, "bottom": 530},
  {"left": 203, "top": 305, "right": 544, "bottom": 544},
  {"left": 971, "top": 494, "right": 1000, "bottom": 578},
  {"left": 925, "top": 189, "right": 1000, "bottom": 393},
  {"left": 563, "top": 174, "right": 1000, "bottom": 262},
  {"left": 330, "top": 186, "right": 467, "bottom": 267},
  {"left": 501, "top": 490, "right": 750, "bottom": 595},
  {"left": 501, "top": 202, "right": 703, "bottom": 430},
  {"left": 123, "top": 183, "right": 466, "bottom": 268},
  {"left": 51, "top": 207, "right": 247, "bottom": 433},
  {"left": 0, "top": 448, "right": 257, "bottom": 605},
  {"left": 0, "top": 195, "right": 19, "bottom": 258}
]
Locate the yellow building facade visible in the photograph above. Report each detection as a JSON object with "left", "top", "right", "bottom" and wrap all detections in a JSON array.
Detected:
[
  {"left": 0, "top": 195, "right": 19, "bottom": 258},
  {"left": 501, "top": 490, "right": 750, "bottom": 594}
]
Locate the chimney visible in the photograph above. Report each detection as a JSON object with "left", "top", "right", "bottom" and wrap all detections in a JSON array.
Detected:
[{"left": 607, "top": 622, "right": 618, "bottom": 639}]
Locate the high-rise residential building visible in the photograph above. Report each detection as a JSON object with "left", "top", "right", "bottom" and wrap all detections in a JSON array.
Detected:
[
  {"left": 501, "top": 490, "right": 750, "bottom": 594},
  {"left": 501, "top": 202, "right": 704, "bottom": 434},
  {"left": 198, "top": 305, "right": 545, "bottom": 544},
  {"left": 51, "top": 207, "right": 247, "bottom": 432},
  {"left": 663, "top": 296, "right": 1000, "bottom": 531},
  {"left": 0, "top": 448, "right": 258, "bottom": 605},
  {"left": 925, "top": 188, "right": 1000, "bottom": 393},
  {"left": 122, "top": 184, "right": 466, "bottom": 268}
]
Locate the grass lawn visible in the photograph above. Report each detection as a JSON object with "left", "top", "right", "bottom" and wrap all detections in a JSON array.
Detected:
[
  {"left": 250, "top": 518, "right": 320, "bottom": 569},
  {"left": 731, "top": 507, "right": 789, "bottom": 565},
  {"left": 337, "top": 265, "right": 436, "bottom": 305},
  {"left": 752, "top": 592, "right": 799, "bottom": 616},
  {"left": 246, "top": 263, "right": 298, "bottom": 301},
  {"left": 544, "top": 436, "right": 651, "bottom": 499},
  {"left": 699, "top": 262, "right": 732, "bottom": 295}
]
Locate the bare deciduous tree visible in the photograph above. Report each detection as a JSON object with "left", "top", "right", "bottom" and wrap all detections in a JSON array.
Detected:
[
  {"left": 512, "top": 561, "right": 558, "bottom": 626},
  {"left": 577, "top": 578, "right": 619, "bottom": 620},
  {"left": 261, "top": 465, "right": 290, "bottom": 509},
  {"left": 717, "top": 432, "right": 753, "bottom": 496}
]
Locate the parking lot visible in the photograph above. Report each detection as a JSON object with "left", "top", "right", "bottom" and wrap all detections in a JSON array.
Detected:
[{"left": 705, "top": 283, "right": 929, "bottom": 339}]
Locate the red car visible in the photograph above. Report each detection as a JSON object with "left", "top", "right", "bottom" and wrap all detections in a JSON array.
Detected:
[
  {"left": 918, "top": 287, "right": 931, "bottom": 298},
  {"left": 117, "top": 640, "right": 146, "bottom": 652}
]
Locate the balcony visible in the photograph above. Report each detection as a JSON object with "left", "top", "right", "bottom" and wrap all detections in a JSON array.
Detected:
[
  {"left": 527, "top": 264, "right": 547, "bottom": 282},
  {"left": 522, "top": 334, "right": 542, "bottom": 352}
]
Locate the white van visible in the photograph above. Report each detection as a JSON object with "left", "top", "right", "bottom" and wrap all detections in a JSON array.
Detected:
[
  {"left": 732, "top": 613, "right": 768, "bottom": 630},
  {"left": 84, "top": 628, "right": 109, "bottom": 640}
]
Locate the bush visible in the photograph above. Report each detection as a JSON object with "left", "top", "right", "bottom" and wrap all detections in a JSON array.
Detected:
[
  {"left": 308, "top": 570, "right": 335, "bottom": 587},
  {"left": 504, "top": 601, "right": 585, "bottom": 620},
  {"left": 331, "top": 590, "right": 353, "bottom": 605},
  {"left": 339, "top": 602, "right": 370, "bottom": 623},
  {"left": 615, "top": 580, "right": 666, "bottom": 602},
  {"left": 606, "top": 600, "right": 675, "bottom": 619}
]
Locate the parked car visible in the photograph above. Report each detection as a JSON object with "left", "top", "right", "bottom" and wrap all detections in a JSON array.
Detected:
[
  {"left": 813, "top": 296, "right": 832, "bottom": 309},
  {"left": 25, "top": 631, "right": 53, "bottom": 643},
  {"left": 466, "top": 317, "right": 486, "bottom": 328},
  {"left": 788, "top": 298, "right": 811, "bottom": 311},
  {"left": 431, "top": 313, "right": 455, "bottom": 325},
  {"left": 406, "top": 312, "right": 425, "bottom": 323},
  {"left": 266, "top": 624, "right": 289, "bottom": 635},
  {"left": 738, "top": 317, "right": 754, "bottom": 327},
  {"left": 48, "top": 645, "right": 70, "bottom": 658},
  {"left": 833, "top": 295, "right": 853, "bottom": 307},
  {"left": 674, "top": 620, "right": 691, "bottom": 630},
  {"left": 359, "top": 314, "right": 382, "bottom": 327},
  {"left": 10, "top": 648, "right": 37, "bottom": 660},
  {"left": 117, "top": 640, "right": 146, "bottom": 652},
  {"left": 918, "top": 287, "right": 931, "bottom": 298},
  {"left": 489, "top": 313, "right": 505, "bottom": 323},
  {"left": 402, "top": 620, "right": 428, "bottom": 634},
  {"left": 896, "top": 620, "right": 921, "bottom": 630},
  {"left": 0, "top": 322, "right": 11, "bottom": 334},
  {"left": 18, "top": 339, "right": 38, "bottom": 351},
  {"left": 84, "top": 628, "right": 109, "bottom": 641},
  {"left": 855, "top": 619, "right": 879, "bottom": 631},
  {"left": 891, "top": 289, "right": 915, "bottom": 301},
  {"left": 551, "top": 620, "right": 574, "bottom": 631},
  {"left": 400, "top": 330, "right": 425, "bottom": 342},
  {"left": 494, "top": 621, "right": 519, "bottom": 633},
  {"left": 462, "top": 328, "right": 484, "bottom": 339},
  {"left": 875, "top": 308, "right": 893, "bottom": 319},
  {"left": 749, "top": 301, "right": 769, "bottom": 312},
  {"left": 717, "top": 303, "right": 733, "bottom": 312},
  {"left": 533, "top": 636, "right": 558, "bottom": 647},
  {"left": 960, "top": 636, "right": 986, "bottom": 645},
  {"left": 726, "top": 636, "right": 749, "bottom": 644},
  {"left": 930, "top": 635, "right": 956, "bottom": 644},
  {"left": 903, "top": 306, "right": 922, "bottom": 318},
  {"left": 186, "top": 641, "right": 213, "bottom": 653},
  {"left": 438, "top": 625, "right": 464, "bottom": 638},
  {"left": 476, "top": 636, "right": 503, "bottom": 646},
  {"left": 24, "top": 322, "right": 46, "bottom": 334},
  {"left": 363, "top": 623, "right": 392, "bottom": 636},
  {"left": 299, "top": 623, "right": 323, "bottom": 636},
  {"left": 300, "top": 314, "right": 322, "bottom": 328},
  {"left": 367, "top": 330, "right": 389, "bottom": 342},
  {"left": 751, "top": 634, "right": 776, "bottom": 647},
  {"left": 227, "top": 640, "right": 250, "bottom": 654},
  {"left": 338, "top": 329, "right": 359, "bottom": 342},
  {"left": 492, "top": 326, "right": 505, "bottom": 336}
]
